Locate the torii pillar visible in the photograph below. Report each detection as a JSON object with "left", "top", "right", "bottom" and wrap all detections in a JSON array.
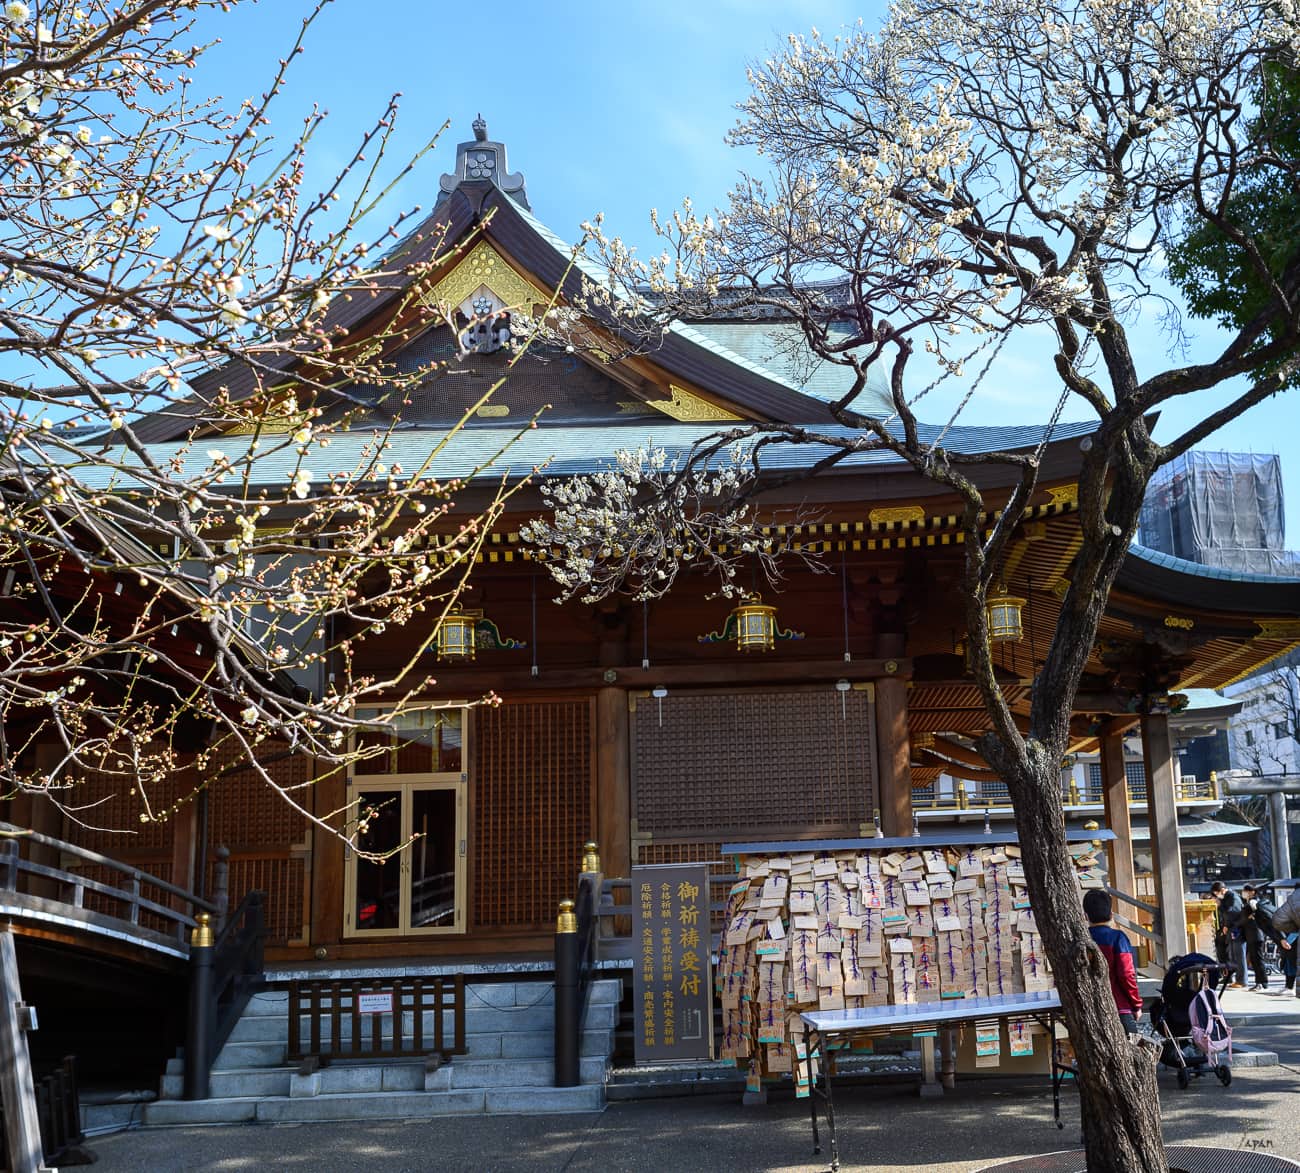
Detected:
[{"left": 1141, "top": 711, "right": 1189, "bottom": 961}]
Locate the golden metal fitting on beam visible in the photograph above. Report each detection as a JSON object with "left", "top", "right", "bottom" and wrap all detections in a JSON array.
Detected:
[
  {"left": 556, "top": 899, "right": 577, "bottom": 934},
  {"left": 581, "top": 841, "right": 601, "bottom": 874},
  {"left": 191, "top": 911, "right": 214, "bottom": 948}
]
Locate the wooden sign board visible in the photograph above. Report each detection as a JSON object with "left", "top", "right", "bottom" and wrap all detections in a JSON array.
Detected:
[{"left": 631, "top": 863, "right": 714, "bottom": 1064}]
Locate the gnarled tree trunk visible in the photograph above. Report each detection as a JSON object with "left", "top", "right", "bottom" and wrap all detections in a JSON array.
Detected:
[{"left": 990, "top": 742, "right": 1166, "bottom": 1173}]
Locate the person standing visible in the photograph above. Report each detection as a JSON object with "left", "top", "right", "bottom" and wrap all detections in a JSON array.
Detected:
[
  {"left": 1210, "top": 881, "right": 1248, "bottom": 988},
  {"left": 1083, "top": 889, "right": 1144, "bottom": 1032},
  {"left": 1264, "top": 885, "right": 1300, "bottom": 998},
  {"left": 1241, "top": 884, "right": 1293, "bottom": 990}
]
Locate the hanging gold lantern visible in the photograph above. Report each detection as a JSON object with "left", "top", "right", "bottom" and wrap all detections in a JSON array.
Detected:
[
  {"left": 987, "top": 584, "right": 1026, "bottom": 643},
  {"left": 732, "top": 595, "right": 778, "bottom": 653},
  {"left": 435, "top": 607, "right": 479, "bottom": 662}
]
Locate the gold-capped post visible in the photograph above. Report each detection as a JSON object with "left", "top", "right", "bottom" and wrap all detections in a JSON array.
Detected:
[
  {"left": 1082, "top": 819, "right": 1102, "bottom": 849},
  {"left": 556, "top": 899, "right": 577, "bottom": 934},
  {"left": 581, "top": 841, "right": 601, "bottom": 874},
  {"left": 191, "top": 911, "right": 214, "bottom": 948}
]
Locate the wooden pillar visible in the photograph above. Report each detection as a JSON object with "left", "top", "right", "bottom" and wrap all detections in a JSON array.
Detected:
[
  {"left": 167, "top": 758, "right": 201, "bottom": 913},
  {"left": 0, "top": 928, "right": 50, "bottom": 1173},
  {"left": 596, "top": 688, "right": 631, "bottom": 878},
  {"left": 310, "top": 757, "right": 346, "bottom": 950},
  {"left": 875, "top": 676, "right": 912, "bottom": 837},
  {"left": 1141, "top": 712, "right": 1189, "bottom": 961},
  {"left": 1098, "top": 725, "right": 1137, "bottom": 902}
]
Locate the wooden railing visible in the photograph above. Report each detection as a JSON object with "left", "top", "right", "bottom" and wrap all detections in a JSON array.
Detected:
[
  {"left": 285, "top": 976, "right": 466, "bottom": 1070},
  {"left": 916, "top": 774, "right": 1219, "bottom": 812},
  {"left": 183, "top": 891, "right": 267, "bottom": 1100},
  {"left": 1106, "top": 884, "right": 1166, "bottom": 970},
  {"left": 0, "top": 821, "right": 219, "bottom": 954},
  {"left": 554, "top": 843, "right": 603, "bottom": 1089}
]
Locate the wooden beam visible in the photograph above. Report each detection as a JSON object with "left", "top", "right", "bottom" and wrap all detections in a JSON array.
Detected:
[
  {"left": 916, "top": 750, "right": 1002, "bottom": 784},
  {"left": 931, "top": 737, "right": 994, "bottom": 771},
  {"left": 421, "top": 658, "right": 912, "bottom": 697}
]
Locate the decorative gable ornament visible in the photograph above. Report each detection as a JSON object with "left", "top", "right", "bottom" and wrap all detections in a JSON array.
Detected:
[
  {"left": 422, "top": 240, "right": 550, "bottom": 323},
  {"left": 436, "top": 116, "right": 530, "bottom": 210}
]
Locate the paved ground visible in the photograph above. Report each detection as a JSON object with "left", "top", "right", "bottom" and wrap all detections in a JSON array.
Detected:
[{"left": 87, "top": 1021, "right": 1299, "bottom": 1173}]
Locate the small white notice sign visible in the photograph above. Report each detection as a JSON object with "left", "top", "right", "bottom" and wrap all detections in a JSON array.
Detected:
[{"left": 357, "top": 992, "right": 393, "bottom": 1015}]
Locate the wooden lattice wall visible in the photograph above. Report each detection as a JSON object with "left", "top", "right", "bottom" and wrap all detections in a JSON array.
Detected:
[
  {"left": 632, "top": 686, "right": 877, "bottom": 843},
  {"left": 205, "top": 741, "right": 311, "bottom": 947},
  {"left": 637, "top": 840, "right": 734, "bottom": 935},
  {"left": 473, "top": 698, "right": 595, "bottom": 931},
  {"left": 56, "top": 766, "right": 186, "bottom": 930},
  {"left": 59, "top": 766, "right": 188, "bottom": 860}
]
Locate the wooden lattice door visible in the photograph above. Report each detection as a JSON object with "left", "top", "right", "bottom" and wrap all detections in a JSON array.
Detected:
[{"left": 473, "top": 697, "right": 596, "bottom": 932}]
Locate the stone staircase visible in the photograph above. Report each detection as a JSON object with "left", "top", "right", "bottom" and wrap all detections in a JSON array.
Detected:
[{"left": 143, "top": 978, "right": 620, "bottom": 1125}]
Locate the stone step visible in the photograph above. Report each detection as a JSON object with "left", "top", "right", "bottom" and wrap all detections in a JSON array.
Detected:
[
  {"left": 160, "top": 1067, "right": 292, "bottom": 1100},
  {"left": 206, "top": 1025, "right": 608, "bottom": 1072},
  {"left": 226, "top": 998, "right": 618, "bottom": 1044},
  {"left": 141, "top": 1084, "right": 603, "bottom": 1126},
  {"left": 467, "top": 1028, "right": 614, "bottom": 1061},
  {"left": 450, "top": 1055, "right": 606, "bottom": 1090},
  {"left": 214, "top": 1039, "right": 287, "bottom": 1068},
  {"left": 243, "top": 979, "right": 621, "bottom": 1015}
]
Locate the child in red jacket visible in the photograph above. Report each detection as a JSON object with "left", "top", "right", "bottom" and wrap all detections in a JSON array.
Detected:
[{"left": 1083, "top": 889, "right": 1143, "bottom": 1032}]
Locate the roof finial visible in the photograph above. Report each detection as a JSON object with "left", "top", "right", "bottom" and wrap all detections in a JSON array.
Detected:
[{"left": 436, "top": 116, "right": 530, "bottom": 211}]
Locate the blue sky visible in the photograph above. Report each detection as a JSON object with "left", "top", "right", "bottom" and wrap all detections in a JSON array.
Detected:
[{"left": 194, "top": 1, "right": 1299, "bottom": 542}]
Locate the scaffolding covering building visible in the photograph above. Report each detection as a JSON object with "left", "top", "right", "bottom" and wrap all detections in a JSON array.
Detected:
[{"left": 1140, "top": 451, "right": 1300, "bottom": 576}]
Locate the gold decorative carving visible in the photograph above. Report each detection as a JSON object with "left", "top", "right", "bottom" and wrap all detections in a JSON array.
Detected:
[
  {"left": 424, "top": 240, "right": 551, "bottom": 314},
  {"left": 1255, "top": 620, "right": 1300, "bottom": 640},
  {"left": 868, "top": 505, "right": 925, "bottom": 526},
  {"left": 643, "top": 384, "right": 742, "bottom": 423},
  {"left": 1045, "top": 484, "right": 1079, "bottom": 508},
  {"left": 475, "top": 404, "right": 510, "bottom": 418},
  {"left": 1163, "top": 615, "right": 1195, "bottom": 631}
]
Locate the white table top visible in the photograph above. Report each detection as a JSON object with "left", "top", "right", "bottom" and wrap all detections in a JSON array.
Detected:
[{"left": 800, "top": 990, "right": 1062, "bottom": 1034}]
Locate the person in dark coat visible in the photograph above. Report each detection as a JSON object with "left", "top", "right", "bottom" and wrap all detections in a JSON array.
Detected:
[
  {"left": 1241, "top": 883, "right": 1296, "bottom": 990},
  {"left": 1271, "top": 887, "right": 1300, "bottom": 997},
  {"left": 1210, "top": 881, "right": 1248, "bottom": 987}
]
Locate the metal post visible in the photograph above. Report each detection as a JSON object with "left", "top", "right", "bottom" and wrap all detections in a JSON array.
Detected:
[
  {"left": 184, "top": 913, "right": 215, "bottom": 1100},
  {"left": 554, "top": 899, "right": 579, "bottom": 1088}
]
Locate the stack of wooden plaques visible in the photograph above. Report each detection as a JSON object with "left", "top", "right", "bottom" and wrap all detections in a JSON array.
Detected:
[{"left": 717, "top": 842, "right": 1101, "bottom": 1080}]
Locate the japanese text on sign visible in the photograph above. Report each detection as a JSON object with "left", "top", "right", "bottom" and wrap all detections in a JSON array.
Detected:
[{"left": 630, "top": 863, "right": 713, "bottom": 1064}]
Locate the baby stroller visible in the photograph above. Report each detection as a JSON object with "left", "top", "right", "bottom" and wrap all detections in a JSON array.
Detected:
[{"left": 1149, "top": 953, "right": 1233, "bottom": 1089}]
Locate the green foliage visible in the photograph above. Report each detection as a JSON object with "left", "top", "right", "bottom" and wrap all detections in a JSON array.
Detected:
[{"left": 1167, "top": 61, "right": 1300, "bottom": 388}]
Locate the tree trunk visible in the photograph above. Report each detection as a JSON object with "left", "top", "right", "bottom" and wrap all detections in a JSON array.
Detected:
[{"left": 991, "top": 739, "right": 1167, "bottom": 1172}]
